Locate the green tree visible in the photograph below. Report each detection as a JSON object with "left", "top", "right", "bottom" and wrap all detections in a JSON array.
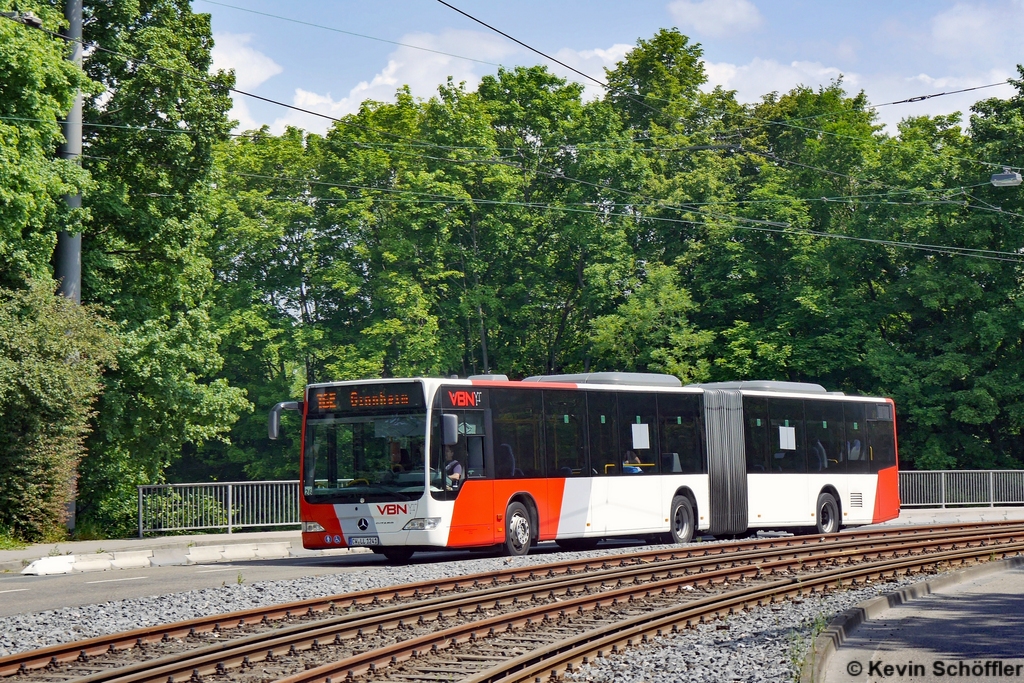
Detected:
[
  {"left": 0, "top": 1, "right": 93, "bottom": 287},
  {"left": 76, "top": 0, "right": 248, "bottom": 534},
  {"left": 590, "top": 264, "right": 712, "bottom": 381}
]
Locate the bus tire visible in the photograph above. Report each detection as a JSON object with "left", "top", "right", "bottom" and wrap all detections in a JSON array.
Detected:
[
  {"left": 815, "top": 492, "right": 839, "bottom": 535},
  {"left": 669, "top": 495, "right": 694, "bottom": 544},
  {"left": 504, "top": 501, "right": 532, "bottom": 556},
  {"left": 378, "top": 547, "right": 414, "bottom": 563}
]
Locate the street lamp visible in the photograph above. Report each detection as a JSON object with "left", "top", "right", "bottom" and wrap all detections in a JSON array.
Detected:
[
  {"left": 991, "top": 167, "right": 1023, "bottom": 187},
  {"left": 0, "top": 10, "right": 42, "bottom": 28}
]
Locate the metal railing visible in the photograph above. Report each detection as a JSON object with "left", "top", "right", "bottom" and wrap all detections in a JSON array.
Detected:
[
  {"left": 899, "top": 470, "right": 1024, "bottom": 508},
  {"left": 137, "top": 481, "right": 300, "bottom": 538},
  {"left": 136, "top": 471, "right": 1024, "bottom": 536}
]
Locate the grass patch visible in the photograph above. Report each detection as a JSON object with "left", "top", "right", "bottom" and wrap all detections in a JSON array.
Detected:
[
  {"left": 788, "top": 612, "right": 830, "bottom": 681},
  {"left": 0, "top": 526, "right": 27, "bottom": 551},
  {"left": 71, "top": 518, "right": 110, "bottom": 541}
]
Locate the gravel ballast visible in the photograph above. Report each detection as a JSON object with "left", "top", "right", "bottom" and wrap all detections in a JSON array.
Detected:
[{"left": 0, "top": 541, "right": 943, "bottom": 681}]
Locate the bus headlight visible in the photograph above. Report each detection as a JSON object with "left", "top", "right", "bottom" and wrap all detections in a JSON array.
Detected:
[
  {"left": 302, "top": 521, "right": 325, "bottom": 533},
  {"left": 403, "top": 518, "right": 441, "bottom": 530}
]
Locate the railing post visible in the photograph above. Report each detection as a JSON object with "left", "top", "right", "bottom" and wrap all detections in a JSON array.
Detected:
[
  {"left": 138, "top": 486, "right": 144, "bottom": 539},
  {"left": 990, "top": 470, "right": 995, "bottom": 508},
  {"left": 227, "top": 483, "right": 233, "bottom": 534},
  {"left": 941, "top": 472, "right": 946, "bottom": 508}
]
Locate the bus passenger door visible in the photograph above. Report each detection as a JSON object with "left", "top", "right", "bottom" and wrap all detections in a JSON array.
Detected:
[
  {"left": 586, "top": 391, "right": 619, "bottom": 537},
  {"left": 608, "top": 392, "right": 664, "bottom": 533}
]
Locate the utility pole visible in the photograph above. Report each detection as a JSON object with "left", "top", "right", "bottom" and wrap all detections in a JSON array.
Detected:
[
  {"left": 55, "top": 0, "right": 83, "bottom": 304},
  {"left": 57, "top": 0, "right": 83, "bottom": 533}
]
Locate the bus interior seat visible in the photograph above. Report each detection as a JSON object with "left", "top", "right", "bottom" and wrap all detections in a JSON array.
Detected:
[
  {"left": 848, "top": 440, "right": 862, "bottom": 460},
  {"left": 660, "top": 452, "right": 682, "bottom": 473},
  {"left": 811, "top": 441, "right": 827, "bottom": 471}
]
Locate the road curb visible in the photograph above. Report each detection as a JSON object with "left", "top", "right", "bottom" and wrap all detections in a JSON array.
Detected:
[
  {"left": 800, "top": 555, "right": 1024, "bottom": 683},
  {"left": 14, "top": 541, "right": 374, "bottom": 575},
  {"left": 18, "top": 542, "right": 295, "bottom": 575}
]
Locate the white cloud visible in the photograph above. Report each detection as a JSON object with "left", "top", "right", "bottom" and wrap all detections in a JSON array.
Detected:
[
  {"left": 211, "top": 33, "right": 282, "bottom": 90},
  {"left": 211, "top": 33, "right": 283, "bottom": 133},
  {"left": 703, "top": 58, "right": 853, "bottom": 102},
  {"left": 929, "top": 1, "right": 1024, "bottom": 60},
  {"left": 667, "top": 0, "right": 763, "bottom": 38},
  {"left": 268, "top": 29, "right": 515, "bottom": 134},
  {"left": 550, "top": 44, "right": 634, "bottom": 100},
  {"left": 702, "top": 56, "right": 1016, "bottom": 132}
]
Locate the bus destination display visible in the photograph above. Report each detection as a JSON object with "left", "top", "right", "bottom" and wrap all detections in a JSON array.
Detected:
[{"left": 309, "top": 383, "right": 424, "bottom": 413}]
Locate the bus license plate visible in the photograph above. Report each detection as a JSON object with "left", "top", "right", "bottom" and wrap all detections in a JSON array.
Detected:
[{"left": 349, "top": 536, "right": 379, "bottom": 546}]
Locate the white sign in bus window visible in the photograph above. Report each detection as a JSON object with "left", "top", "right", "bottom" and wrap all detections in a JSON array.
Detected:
[
  {"left": 631, "top": 423, "right": 651, "bottom": 450},
  {"left": 779, "top": 426, "right": 796, "bottom": 450}
]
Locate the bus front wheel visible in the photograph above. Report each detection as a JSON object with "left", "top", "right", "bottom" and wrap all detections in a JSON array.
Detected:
[
  {"left": 669, "top": 495, "right": 694, "bottom": 544},
  {"left": 504, "top": 501, "right": 532, "bottom": 556},
  {"left": 815, "top": 493, "right": 839, "bottom": 535}
]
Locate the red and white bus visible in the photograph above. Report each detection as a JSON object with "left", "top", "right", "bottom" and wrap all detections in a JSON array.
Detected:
[{"left": 269, "top": 373, "right": 900, "bottom": 562}]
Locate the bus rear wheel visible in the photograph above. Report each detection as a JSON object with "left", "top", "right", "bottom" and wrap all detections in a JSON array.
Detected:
[
  {"left": 815, "top": 492, "right": 839, "bottom": 535},
  {"left": 504, "top": 501, "right": 532, "bottom": 556},
  {"left": 669, "top": 495, "right": 694, "bottom": 544}
]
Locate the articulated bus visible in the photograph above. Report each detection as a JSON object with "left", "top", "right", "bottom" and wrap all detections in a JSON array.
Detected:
[{"left": 268, "top": 373, "right": 901, "bottom": 562}]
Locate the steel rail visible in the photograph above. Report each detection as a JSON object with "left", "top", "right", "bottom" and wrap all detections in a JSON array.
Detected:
[
  {"left": 269, "top": 536, "right": 1024, "bottom": 683},
  {"left": 282, "top": 540, "right": 1024, "bottom": 683},
  {"left": 2, "top": 520, "right": 1020, "bottom": 680},
  {"left": 467, "top": 542, "right": 1024, "bottom": 683},
  {"left": 60, "top": 526, "right": 1024, "bottom": 683}
]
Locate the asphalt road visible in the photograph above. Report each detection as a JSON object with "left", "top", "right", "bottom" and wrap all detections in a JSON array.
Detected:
[
  {"left": 0, "top": 550, "right": 482, "bottom": 617},
  {"left": 0, "top": 541, "right": 621, "bottom": 617}
]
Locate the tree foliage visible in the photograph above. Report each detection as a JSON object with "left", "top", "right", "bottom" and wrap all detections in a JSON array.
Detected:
[{"left": 3, "top": 18, "right": 1024, "bottom": 540}]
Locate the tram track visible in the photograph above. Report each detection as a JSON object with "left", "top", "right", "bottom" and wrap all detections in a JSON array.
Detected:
[{"left": 4, "top": 521, "right": 1024, "bottom": 683}]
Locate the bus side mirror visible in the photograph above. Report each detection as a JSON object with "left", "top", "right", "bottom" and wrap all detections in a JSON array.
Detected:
[
  {"left": 269, "top": 401, "right": 301, "bottom": 439},
  {"left": 443, "top": 414, "right": 459, "bottom": 446}
]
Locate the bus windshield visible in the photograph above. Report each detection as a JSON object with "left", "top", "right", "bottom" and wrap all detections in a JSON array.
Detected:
[{"left": 303, "top": 412, "right": 427, "bottom": 504}]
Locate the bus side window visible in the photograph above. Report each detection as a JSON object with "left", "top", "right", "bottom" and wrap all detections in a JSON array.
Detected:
[
  {"left": 658, "top": 393, "right": 704, "bottom": 474},
  {"left": 866, "top": 403, "right": 896, "bottom": 472},
  {"left": 804, "top": 399, "right": 845, "bottom": 473},
  {"left": 767, "top": 398, "right": 805, "bottom": 473},
  {"left": 844, "top": 402, "right": 869, "bottom": 473},
  {"left": 543, "top": 390, "right": 586, "bottom": 476},
  {"left": 617, "top": 392, "right": 659, "bottom": 474},
  {"left": 491, "top": 388, "right": 542, "bottom": 478},
  {"left": 587, "top": 392, "right": 619, "bottom": 476},
  {"left": 743, "top": 396, "right": 769, "bottom": 473}
]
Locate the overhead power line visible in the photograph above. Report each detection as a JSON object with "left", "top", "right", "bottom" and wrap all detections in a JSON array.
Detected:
[
  {"left": 225, "top": 170, "right": 1024, "bottom": 263},
  {"left": 871, "top": 81, "right": 1009, "bottom": 107},
  {"left": 196, "top": 0, "right": 504, "bottom": 67},
  {"left": 5, "top": 11, "right": 1020, "bottom": 255},
  {"left": 434, "top": 0, "right": 605, "bottom": 88}
]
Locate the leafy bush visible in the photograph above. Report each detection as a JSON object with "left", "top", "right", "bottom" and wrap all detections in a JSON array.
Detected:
[{"left": 0, "top": 280, "right": 116, "bottom": 541}]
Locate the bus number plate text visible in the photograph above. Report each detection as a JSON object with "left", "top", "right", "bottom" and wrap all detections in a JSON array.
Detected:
[{"left": 348, "top": 536, "right": 380, "bottom": 546}]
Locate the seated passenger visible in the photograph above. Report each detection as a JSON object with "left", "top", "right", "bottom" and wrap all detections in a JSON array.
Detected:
[
  {"left": 623, "top": 450, "right": 642, "bottom": 473},
  {"left": 389, "top": 442, "right": 404, "bottom": 472},
  {"left": 444, "top": 446, "right": 463, "bottom": 484}
]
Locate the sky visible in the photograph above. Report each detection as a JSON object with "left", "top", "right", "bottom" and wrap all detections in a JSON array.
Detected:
[{"left": 200, "top": 0, "right": 1024, "bottom": 136}]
